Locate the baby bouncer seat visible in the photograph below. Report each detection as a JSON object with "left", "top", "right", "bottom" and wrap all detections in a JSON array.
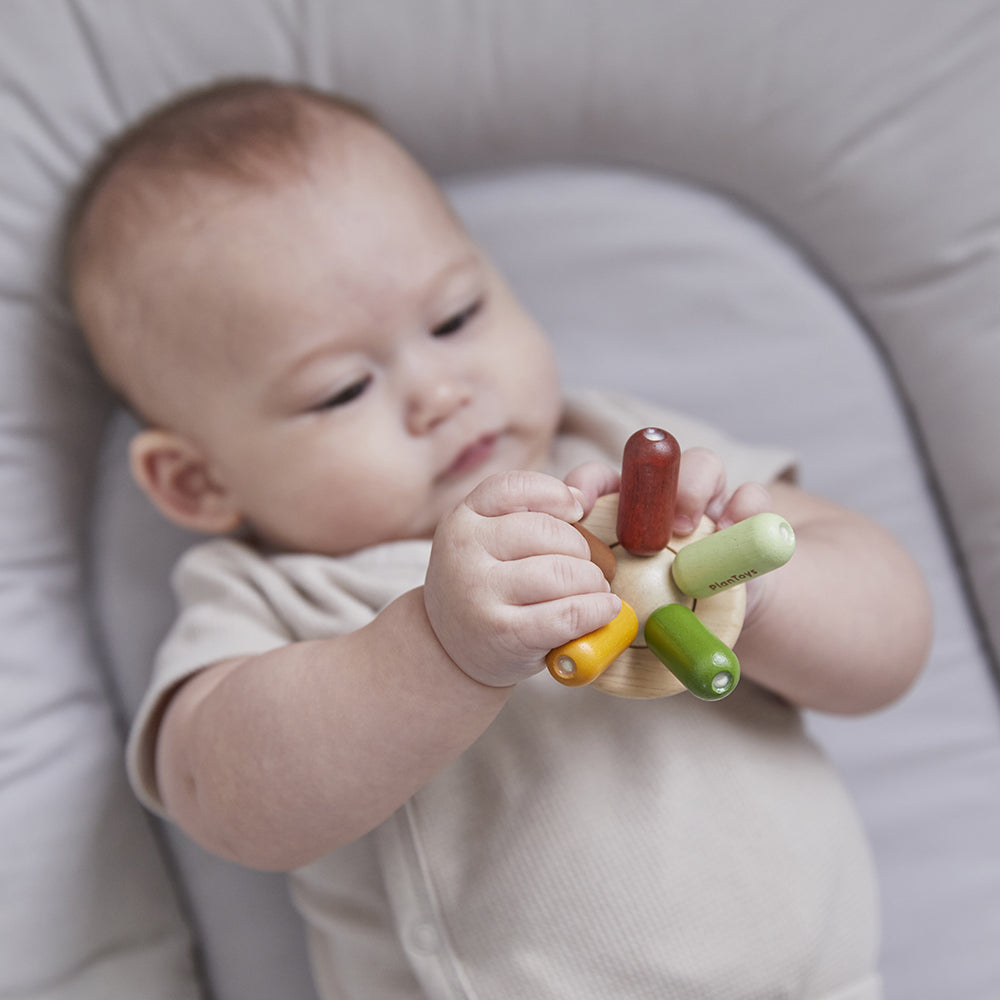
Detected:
[{"left": 2, "top": 2, "right": 999, "bottom": 997}]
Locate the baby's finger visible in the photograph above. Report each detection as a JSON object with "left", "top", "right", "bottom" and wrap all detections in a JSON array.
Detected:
[
  {"left": 491, "top": 554, "right": 611, "bottom": 607},
  {"left": 673, "top": 447, "right": 727, "bottom": 535},
  {"left": 515, "top": 591, "right": 625, "bottom": 654},
  {"left": 715, "top": 481, "right": 773, "bottom": 529},
  {"left": 465, "top": 470, "right": 584, "bottom": 523},
  {"left": 479, "top": 510, "right": 592, "bottom": 563},
  {"left": 563, "top": 461, "right": 620, "bottom": 516}
]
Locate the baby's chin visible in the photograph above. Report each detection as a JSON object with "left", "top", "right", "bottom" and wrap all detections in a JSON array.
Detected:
[{"left": 240, "top": 518, "right": 415, "bottom": 558}]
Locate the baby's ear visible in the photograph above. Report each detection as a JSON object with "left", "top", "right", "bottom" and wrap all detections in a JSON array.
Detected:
[{"left": 129, "top": 429, "right": 243, "bottom": 534}]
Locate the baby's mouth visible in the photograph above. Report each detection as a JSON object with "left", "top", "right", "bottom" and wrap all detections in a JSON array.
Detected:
[{"left": 441, "top": 433, "right": 499, "bottom": 480}]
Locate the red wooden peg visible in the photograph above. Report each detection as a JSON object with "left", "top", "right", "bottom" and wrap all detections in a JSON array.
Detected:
[{"left": 616, "top": 427, "right": 680, "bottom": 556}]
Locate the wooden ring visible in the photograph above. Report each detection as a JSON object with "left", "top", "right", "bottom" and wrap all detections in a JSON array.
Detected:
[{"left": 578, "top": 493, "right": 746, "bottom": 699}]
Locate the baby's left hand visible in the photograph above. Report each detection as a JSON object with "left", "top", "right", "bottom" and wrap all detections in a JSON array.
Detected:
[{"left": 670, "top": 447, "right": 774, "bottom": 536}]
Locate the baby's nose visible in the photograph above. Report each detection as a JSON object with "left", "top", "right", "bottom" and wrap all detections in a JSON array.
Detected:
[{"left": 406, "top": 379, "right": 471, "bottom": 434}]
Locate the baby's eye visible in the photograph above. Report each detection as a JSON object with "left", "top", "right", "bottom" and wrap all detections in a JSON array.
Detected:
[
  {"left": 314, "top": 375, "right": 372, "bottom": 411},
  {"left": 432, "top": 298, "right": 482, "bottom": 338}
]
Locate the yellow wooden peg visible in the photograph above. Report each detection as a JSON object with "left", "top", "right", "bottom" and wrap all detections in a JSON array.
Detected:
[{"left": 546, "top": 601, "right": 639, "bottom": 687}]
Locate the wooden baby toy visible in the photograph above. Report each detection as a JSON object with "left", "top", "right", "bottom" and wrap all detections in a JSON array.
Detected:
[{"left": 546, "top": 428, "right": 796, "bottom": 699}]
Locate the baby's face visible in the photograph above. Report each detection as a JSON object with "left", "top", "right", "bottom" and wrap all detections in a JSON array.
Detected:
[{"left": 141, "top": 127, "right": 562, "bottom": 555}]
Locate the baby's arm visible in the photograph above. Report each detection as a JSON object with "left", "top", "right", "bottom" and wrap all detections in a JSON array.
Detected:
[
  {"left": 675, "top": 449, "right": 932, "bottom": 713},
  {"left": 733, "top": 479, "right": 931, "bottom": 712},
  {"left": 154, "top": 471, "right": 617, "bottom": 871}
]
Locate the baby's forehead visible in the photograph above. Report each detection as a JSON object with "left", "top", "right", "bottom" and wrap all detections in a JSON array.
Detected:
[
  {"left": 148, "top": 129, "right": 413, "bottom": 249},
  {"left": 81, "top": 109, "right": 461, "bottom": 326}
]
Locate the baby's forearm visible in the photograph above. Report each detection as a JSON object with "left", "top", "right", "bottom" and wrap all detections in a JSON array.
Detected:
[
  {"left": 155, "top": 587, "right": 511, "bottom": 871},
  {"left": 734, "top": 482, "right": 932, "bottom": 713}
]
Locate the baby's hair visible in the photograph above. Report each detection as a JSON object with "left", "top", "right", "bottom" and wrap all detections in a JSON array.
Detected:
[{"left": 66, "top": 78, "right": 377, "bottom": 265}]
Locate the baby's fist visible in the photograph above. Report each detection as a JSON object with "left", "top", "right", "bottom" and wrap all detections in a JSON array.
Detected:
[{"left": 424, "top": 471, "right": 621, "bottom": 687}]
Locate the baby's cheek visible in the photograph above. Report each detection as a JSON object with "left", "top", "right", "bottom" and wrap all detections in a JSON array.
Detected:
[{"left": 511, "top": 354, "right": 561, "bottom": 440}]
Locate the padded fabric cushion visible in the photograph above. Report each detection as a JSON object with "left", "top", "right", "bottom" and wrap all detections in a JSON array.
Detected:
[{"left": 2, "top": 1, "right": 999, "bottom": 999}]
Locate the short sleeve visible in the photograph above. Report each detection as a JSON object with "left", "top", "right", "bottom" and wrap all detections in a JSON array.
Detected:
[{"left": 125, "top": 539, "right": 296, "bottom": 815}]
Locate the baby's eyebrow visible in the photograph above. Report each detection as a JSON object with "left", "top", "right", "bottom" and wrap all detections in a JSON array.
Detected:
[
  {"left": 281, "top": 339, "right": 349, "bottom": 376},
  {"left": 420, "top": 250, "right": 484, "bottom": 298},
  {"left": 260, "top": 336, "right": 357, "bottom": 411},
  {"left": 281, "top": 344, "right": 362, "bottom": 400}
]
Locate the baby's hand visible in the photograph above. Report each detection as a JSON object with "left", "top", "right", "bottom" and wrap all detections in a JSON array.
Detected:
[
  {"left": 672, "top": 446, "right": 780, "bottom": 626},
  {"left": 424, "top": 470, "right": 622, "bottom": 687},
  {"left": 671, "top": 447, "right": 773, "bottom": 536}
]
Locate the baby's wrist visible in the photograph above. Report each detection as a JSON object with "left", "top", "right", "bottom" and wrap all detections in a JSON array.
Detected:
[
  {"left": 738, "top": 573, "right": 778, "bottom": 637},
  {"left": 421, "top": 585, "right": 517, "bottom": 689}
]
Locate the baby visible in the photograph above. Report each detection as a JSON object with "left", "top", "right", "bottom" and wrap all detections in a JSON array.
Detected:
[{"left": 67, "top": 79, "right": 931, "bottom": 999}]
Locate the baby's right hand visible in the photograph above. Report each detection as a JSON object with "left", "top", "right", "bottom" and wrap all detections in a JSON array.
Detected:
[{"left": 424, "top": 470, "right": 622, "bottom": 687}]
